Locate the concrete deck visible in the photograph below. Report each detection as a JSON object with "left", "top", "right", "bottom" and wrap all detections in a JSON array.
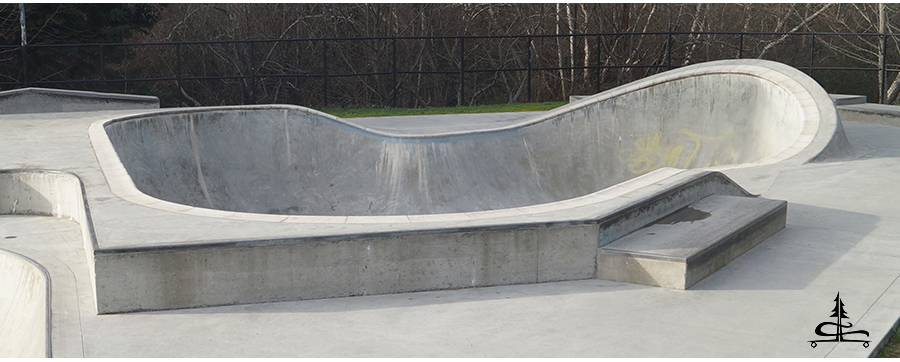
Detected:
[
  {"left": 2, "top": 114, "right": 899, "bottom": 357},
  {"left": 2, "top": 61, "right": 900, "bottom": 357}
]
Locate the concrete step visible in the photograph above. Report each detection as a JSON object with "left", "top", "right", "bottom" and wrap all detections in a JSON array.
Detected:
[{"left": 597, "top": 195, "right": 786, "bottom": 289}]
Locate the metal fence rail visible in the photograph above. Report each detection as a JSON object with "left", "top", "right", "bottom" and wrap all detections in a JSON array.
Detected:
[{"left": 4, "top": 31, "right": 899, "bottom": 108}]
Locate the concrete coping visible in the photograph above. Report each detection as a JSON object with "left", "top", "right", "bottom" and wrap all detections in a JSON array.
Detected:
[{"left": 89, "top": 59, "right": 847, "bottom": 225}]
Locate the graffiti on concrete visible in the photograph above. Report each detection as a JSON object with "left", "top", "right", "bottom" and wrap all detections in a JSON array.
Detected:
[{"left": 619, "top": 129, "right": 735, "bottom": 175}]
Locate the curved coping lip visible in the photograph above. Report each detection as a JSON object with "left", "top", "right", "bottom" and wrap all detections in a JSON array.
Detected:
[
  {"left": 88, "top": 59, "right": 835, "bottom": 225},
  {"left": 0, "top": 248, "right": 53, "bottom": 357},
  {"left": 0, "top": 169, "right": 101, "bottom": 251}
]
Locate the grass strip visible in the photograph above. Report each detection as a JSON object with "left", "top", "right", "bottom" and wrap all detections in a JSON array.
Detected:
[
  {"left": 877, "top": 324, "right": 900, "bottom": 357},
  {"left": 316, "top": 101, "right": 567, "bottom": 118}
]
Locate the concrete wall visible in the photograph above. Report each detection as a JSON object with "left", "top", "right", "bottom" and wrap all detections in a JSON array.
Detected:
[
  {"left": 0, "top": 249, "right": 50, "bottom": 357},
  {"left": 0, "top": 87, "right": 158, "bottom": 114},
  {"left": 103, "top": 71, "right": 806, "bottom": 217}
]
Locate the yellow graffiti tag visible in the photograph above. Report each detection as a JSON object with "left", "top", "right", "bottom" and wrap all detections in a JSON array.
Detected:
[{"left": 619, "top": 128, "right": 735, "bottom": 175}]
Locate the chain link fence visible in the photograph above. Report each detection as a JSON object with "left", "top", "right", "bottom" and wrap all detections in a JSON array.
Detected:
[{"left": 2, "top": 31, "right": 897, "bottom": 108}]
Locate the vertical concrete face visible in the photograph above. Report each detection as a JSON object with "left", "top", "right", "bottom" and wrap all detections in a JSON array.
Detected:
[
  {"left": 0, "top": 170, "right": 98, "bottom": 314},
  {"left": 92, "top": 223, "right": 600, "bottom": 313},
  {"left": 0, "top": 250, "right": 49, "bottom": 358}
]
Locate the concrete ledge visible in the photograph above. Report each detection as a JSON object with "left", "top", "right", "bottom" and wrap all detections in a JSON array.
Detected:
[
  {"left": 830, "top": 94, "right": 867, "bottom": 106},
  {"left": 93, "top": 223, "right": 599, "bottom": 313},
  {"left": 838, "top": 103, "right": 900, "bottom": 127},
  {"left": 0, "top": 87, "right": 158, "bottom": 114},
  {"left": 597, "top": 195, "right": 786, "bottom": 289},
  {"left": 0, "top": 249, "right": 51, "bottom": 357}
]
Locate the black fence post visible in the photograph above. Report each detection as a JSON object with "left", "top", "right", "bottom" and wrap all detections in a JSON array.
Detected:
[
  {"left": 99, "top": 44, "right": 105, "bottom": 89},
  {"left": 322, "top": 39, "right": 328, "bottom": 107},
  {"left": 392, "top": 36, "right": 397, "bottom": 108},
  {"left": 738, "top": 33, "right": 744, "bottom": 59},
  {"left": 176, "top": 43, "right": 182, "bottom": 96},
  {"left": 596, "top": 34, "right": 602, "bottom": 94},
  {"left": 527, "top": 35, "right": 532, "bottom": 103},
  {"left": 459, "top": 36, "right": 465, "bottom": 107},
  {"left": 808, "top": 33, "right": 815, "bottom": 76},
  {"left": 250, "top": 40, "right": 257, "bottom": 105},
  {"left": 666, "top": 32, "right": 672, "bottom": 69},
  {"left": 882, "top": 33, "right": 888, "bottom": 104}
]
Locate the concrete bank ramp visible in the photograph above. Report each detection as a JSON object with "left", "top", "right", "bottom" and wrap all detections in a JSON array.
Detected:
[
  {"left": 0, "top": 249, "right": 50, "bottom": 357},
  {"left": 0, "top": 87, "right": 158, "bottom": 114},
  {"left": 100, "top": 60, "right": 848, "bottom": 217}
]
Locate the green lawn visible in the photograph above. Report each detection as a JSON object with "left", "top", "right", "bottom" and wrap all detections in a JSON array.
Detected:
[
  {"left": 316, "top": 101, "right": 567, "bottom": 118},
  {"left": 878, "top": 324, "right": 900, "bottom": 357}
]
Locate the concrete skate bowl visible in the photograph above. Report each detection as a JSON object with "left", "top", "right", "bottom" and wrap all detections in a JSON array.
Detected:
[{"left": 95, "top": 59, "right": 848, "bottom": 219}]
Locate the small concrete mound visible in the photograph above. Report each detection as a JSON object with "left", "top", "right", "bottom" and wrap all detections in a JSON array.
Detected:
[
  {"left": 0, "top": 249, "right": 50, "bottom": 357},
  {"left": 0, "top": 87, "right": 158, "bottom": 114}
]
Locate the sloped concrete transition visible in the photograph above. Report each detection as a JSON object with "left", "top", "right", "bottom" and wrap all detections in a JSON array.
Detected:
[{"left": 0, "top": 59, "right": 857, "bottom": 356}]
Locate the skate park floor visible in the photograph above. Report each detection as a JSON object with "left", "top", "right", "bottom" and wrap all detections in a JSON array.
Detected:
[{"left": 3, "top": 105, "right": 900, "bottom": 357}]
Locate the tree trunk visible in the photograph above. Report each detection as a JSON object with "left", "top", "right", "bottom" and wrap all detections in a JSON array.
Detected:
[
  {"left": 556, "top": 4, "right": 565, "bottom": 97},
  {"left": 566, "top": 3, "right": 575, "bottom": 95},
  {"left": 581, "top": 4, "right": 590, "bottom": 89},
  {"left": 879, "top": 3, "right": 886, "bottom": 103}
]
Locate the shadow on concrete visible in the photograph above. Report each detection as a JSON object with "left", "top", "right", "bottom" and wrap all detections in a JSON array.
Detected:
[
  {"left": 0, "top": 177, "right": 53, "bottom": 216},
  {"left": 145, "top": 278, "right": 649, "bottom": 315},
  {"left": 839, "top": 121, "right": 900, "bottom": 161},
  {"left": 692, "top": 202, "right": 878, "bottom": 291}
]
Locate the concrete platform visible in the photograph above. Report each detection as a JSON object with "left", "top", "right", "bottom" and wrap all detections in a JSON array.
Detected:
[
  {"left": 829, "top": 94, "right": 867, "bottom": 106},
  {"left": 0, "top": 87, "right": 158, "bottom": 114},
  {"left": 598, "top": 195, "right": 787, "bottom": 289},
  {"left": 838, "top": 102, "right": 900, "bottom": 128}
]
